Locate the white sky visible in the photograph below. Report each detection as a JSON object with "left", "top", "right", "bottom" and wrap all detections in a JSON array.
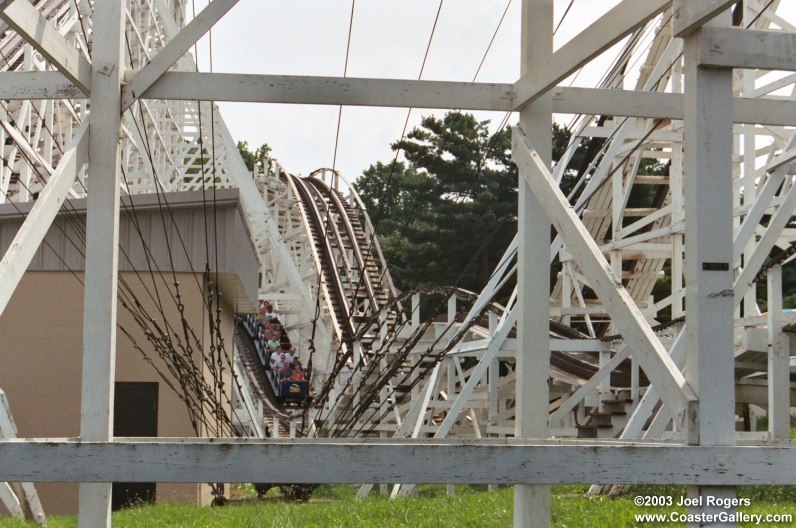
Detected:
[{"left": 190, "top": 1, "right": 791, "bottom": 179}]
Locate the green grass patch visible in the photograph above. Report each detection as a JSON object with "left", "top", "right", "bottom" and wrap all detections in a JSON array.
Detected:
[{"left": 2, "top": 485, "right": 795, "bottom": 527}]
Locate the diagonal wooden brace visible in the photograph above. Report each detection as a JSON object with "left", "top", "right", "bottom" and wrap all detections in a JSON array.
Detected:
[
  {"left": 0, "top": 123, "right": 88, "bottom": 318},
  {"left": 512, "top": 127, "right": 696, "bottom": 416},
  {"left": 121, "top": 0, "right": 239, "bottom": 110},
  {"left": 513, "top": 0, "right": 670, "bottom": 110},
  {"left": 0, "top": 0, "right": 90, "bottom": 94}
]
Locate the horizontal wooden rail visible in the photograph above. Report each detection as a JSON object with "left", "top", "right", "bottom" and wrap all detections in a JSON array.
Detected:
[{"left": 0, "top": 439, "right": 795, "bottom": 485}]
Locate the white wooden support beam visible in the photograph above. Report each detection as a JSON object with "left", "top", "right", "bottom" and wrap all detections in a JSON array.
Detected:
[
  {"left": 549, "top": 346, "right": 631, "bottom": 425},
  {"left": 767, "top": 265, "right": 790, "bottom": 441},
  {"left": 410, "top": 364, "right": 440, "bottom": 441},
  {"left": 78, "top": 1, "right": 125, "bottom": 526},
  {"left": 0, "top": 72, "right": 82, "bottom": 99},
  {"left": 0, "top": 391, "right": 22, "bottom": 522},
  {"left": 733, "top": 179, "right": 796, "bottom": 304},
  {"left": 515, "top": 1, "right": 553, "bottom": 525},
  {"left": 512, "top": 129, "right": 696, "bottom": 416},
  {"left": 213, "top": 112, "right": 314, "bottom": 314},
  {"left": 0, "top": 391, "right": 46, "bottom": 525},
  {"left": 391, "top": 364, "right": 443, "bottom": 499},
  {"left": 121, "top": 0, "right": 239, "bottom": 110},
  {"left": 552, "top": 87, "right": 796, "bottom": 126},
  {"left": 140, "top": 72, "right": 796, "bottom": 125},
  {"left": 696, "top": 27, "right": 796, "bottom": 71},
  {"left": 143, "top": 72, "right": 514, "bottom": 111},
  {"left": 0, "top": 0, "right": 91, "bottom": 94},
  {"left": 0, "top": 482, "right": 23, "bottom": 520},
  {"left": 0, "top": 123, "right": 87, "bottom": 319},
  {"left": 551, "top": 87, "right": 681, "bottom": 121},
  {"left": 516, "top": 0, "right": 552, "bottom": 528},
  {"left": 2, "top": 439, "right": 796, "bottom": 485},
  {"left": 682, "top": 18, "right": 737, "bottom": 516},
  {"left": 621, "top": 329, "right": 685, "bottom": 440},
  {"left": 435, "top": 309, "right": 517, "bottom": 440},
  {"left": 0, "top": 119, "right": 59, "bottom": 178},
  {"left": 732, "top": 170, "right": 786, "bottom": 265},
  {"left": 673, "top": 0, "right": 736, "bottom": 37},
  {"left": 513, "top": 0, "right": 670, "bottom": 109}
]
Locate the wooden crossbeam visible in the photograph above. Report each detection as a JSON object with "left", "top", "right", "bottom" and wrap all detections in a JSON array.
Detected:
[
  {"left": 121, "top": 0, "right": 239, "bottom": 110},
  {"left": 513, "top": 0, "right": 670, "bottom": 109},
  {"left": 1, "top": 439, "right": 796, "bottom": 485},
  {"left": 0, "top": 0, "right": 91, "bottom": 94},
  {"left": 0, "top": 72, "right": 81, "bottom": 99},
  {"left": 673, "top": 0, "right": 736, "bottom": 37},
  {"left": 142, "top": 72, "right": 514, "bottom": 111},
  {"left": 696, "top": 27, "right": 796, "bottom": 71},
  {"left": 138, "top": 73, "right": 796, "bottom": 126}
]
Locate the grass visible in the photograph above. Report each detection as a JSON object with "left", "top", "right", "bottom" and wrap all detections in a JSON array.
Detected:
[{"left": 3, "top": 484, "right": 796, "bottom": 527}]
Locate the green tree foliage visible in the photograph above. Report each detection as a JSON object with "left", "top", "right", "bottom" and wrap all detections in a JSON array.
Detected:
[
  {"left": 237, "top": 141, "right": 272, "bottom": 173},
  {"left": 355, "top": 112, "right": 573, "bottom": 295}
]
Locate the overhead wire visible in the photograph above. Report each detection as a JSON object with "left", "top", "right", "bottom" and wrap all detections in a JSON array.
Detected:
[
  {"left": 312, "top": 0, "right": 723, "bottom": 432},
  {"left": 307, "top": 0, "right": 453, "bottom": 427},
  {"left": 310, "top": 0, "right": 517, "bottom": 429}
]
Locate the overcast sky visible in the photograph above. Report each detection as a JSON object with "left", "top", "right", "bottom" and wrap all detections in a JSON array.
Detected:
[{"left": 190, "top": 1, "right": 791, "bottom": 180}]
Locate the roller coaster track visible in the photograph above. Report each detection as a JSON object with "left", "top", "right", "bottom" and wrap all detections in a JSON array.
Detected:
[
  {"left": 289, "top": 172, "right": 397, "bottom": 346},
  {"left": 1, "top": 0, "right": 793, "bottom": 456},
  {"left": 281, "top": 171, "right": 649, "bottom": 439}
]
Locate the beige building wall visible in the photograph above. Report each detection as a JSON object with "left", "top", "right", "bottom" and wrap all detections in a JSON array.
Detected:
[{"left": 0, "top": 270, "right": 238, "bottom": 516}]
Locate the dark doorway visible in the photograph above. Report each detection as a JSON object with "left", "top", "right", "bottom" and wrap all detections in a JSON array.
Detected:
[{"left": 112, "top": 382, "right": 158, "bottom": 510}]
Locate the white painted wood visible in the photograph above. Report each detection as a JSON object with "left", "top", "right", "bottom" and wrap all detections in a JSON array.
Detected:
[
  {"left": 121, "top": 0, "right": 239, "bottom": 110},
  {"left": 673, "top": 0, "right": 736, "bottom": 37},
  {"left": 623, "top": 329, "right": 685, "bottom": 439},
  {"left": 138, "top": 73, "right": 796, "bottom": 125},
  {"left": 515, "top": 2, "right": 553, "bottom": 525},
  {"left": 0, "top": 482, "right": 23, "bottom": 520},
  {"left": 683, "top": 24, "right": 734, "bottom": 439},
  {"left": 513, "top": 0, "right": 670, "bottom": 109},
  {"left": 7, "top": 482, "right": 45, "bottom": 525},
  {"left": 683, "top": 19, "right": 737, "bottom": 521},
  {"left": 732, "top": 170, "right": 786, "bottom": 265},
  {"left": 513, "top": 129, "right": 695, "bottom": 415},
  {"left": 436, "top": 309, "right": 517, "bottom": 439},
  {"left": 410, "top": 365, "right": 440, "bottom": 440},
  {"left": 213, "top": 114, "right": 313, "bottom": 309},
  {"left": 734, "top": 178, "right": 796, "bottom": 304},
  {"left": 696, "top": 27, "right": 796, "bottom": 71},
  {"left": 0, "top": 0, "right": 91, "bottom": 94},
  {"left": 78, "top": 1, "right": 126, "bottom": 526},
  {"left": 549, "top": 346, "right": 631, "bottom": 425},
  {"left": 0, "top": 123, "right": 87, "bottom": 319},
  {"left": 767, "top": 265, "right": 790, "bottom": 441},
  {"left": 144, "top": 71, "right": 514, "bottom": 111},
  {"left": 0, "top": 391, "right": 46, "bottom": 524},
  {"left": 553, "top": 87, "right": 796, "bottom": 126},
  {"left": 0, "top": 71, "right": 82, "bottom": 99},
  {"left": 0, "top": 439, "right": 795, "bottom": 485}
]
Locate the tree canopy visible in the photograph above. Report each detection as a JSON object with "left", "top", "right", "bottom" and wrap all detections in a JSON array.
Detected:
[
  {"left": 355, "top": 112, "right": 572, "bottom": 295},
  {"left": 237, "top": 141, "right": 272, "bottom": 173}
]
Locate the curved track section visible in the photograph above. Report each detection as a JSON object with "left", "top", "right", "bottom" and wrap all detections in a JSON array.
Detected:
[{"left": 280, "top": 172, "right": 640, "bottom": 440}]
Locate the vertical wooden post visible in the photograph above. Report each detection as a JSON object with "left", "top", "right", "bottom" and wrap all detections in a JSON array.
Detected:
[
  {"left": 78, "top": 1, "right": 125, "bottom": 526},
  {"left": 767, "top": 265, "right": 790, "bottom": 441},
  {"left": 411, "top": 293, "right": 420, "bottom": 327},
  {"left": 682, "top": 11, "right": 736, "bottom": 520},
  {"left": 515, "top": 1, "right": 552, "bottom": 526}
]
